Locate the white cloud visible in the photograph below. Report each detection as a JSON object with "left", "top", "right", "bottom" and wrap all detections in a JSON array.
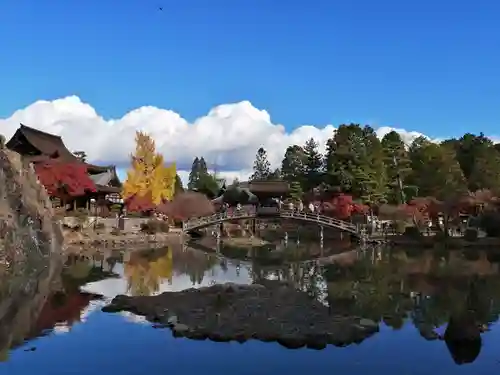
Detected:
[{"left": 0, "top": 95, "right": 443, "bottom": 185}]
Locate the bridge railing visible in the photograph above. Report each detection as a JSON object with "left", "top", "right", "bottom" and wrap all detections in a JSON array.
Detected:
[
  {"left": 183, "top": 209, "right": 359, "bottom": 234},
  {"left": 183, "top": 210, "right": 254, "bottom": 231},
  {"left": 279, "top": 210, "right": 357, "bottom": 232}
]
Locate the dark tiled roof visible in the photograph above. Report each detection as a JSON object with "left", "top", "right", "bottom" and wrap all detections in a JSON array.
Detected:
[
  {"left": 95, "top": 185, "right": 121, "bottom": 194},
  {"left": 18, "top": 124, "right": 77, "bottom": 161},
  {"left": 7, "top": 124, "right": 118, "bottom": 174}
]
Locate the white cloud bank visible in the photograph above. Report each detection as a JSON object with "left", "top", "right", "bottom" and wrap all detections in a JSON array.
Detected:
[{"left": 0, "top": 96, "right": 439, "bottom": 184}]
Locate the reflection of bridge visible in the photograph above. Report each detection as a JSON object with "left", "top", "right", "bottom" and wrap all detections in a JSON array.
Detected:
[{"left": 182, "top": 210, "right": 363, "bottom": 237}]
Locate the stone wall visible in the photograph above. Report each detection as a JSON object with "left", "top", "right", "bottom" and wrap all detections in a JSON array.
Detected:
[{"left": 62, "top": 216, "right": 150, "bottom": 233}]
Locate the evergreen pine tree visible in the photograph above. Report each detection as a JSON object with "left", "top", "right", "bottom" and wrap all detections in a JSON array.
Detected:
[
  {"left": 250, "top": 147, "right": 271, "bottom": 181},
  {"left": 188, "top": 157, "right": 200, "bottom": 190}
]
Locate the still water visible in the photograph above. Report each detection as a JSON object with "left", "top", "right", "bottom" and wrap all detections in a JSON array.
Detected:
[{"left": 1, "top": 243, "right": 500, "bottom": 375}]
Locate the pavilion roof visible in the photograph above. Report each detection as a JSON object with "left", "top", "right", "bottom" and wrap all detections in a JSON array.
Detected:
[{"left": 6, "top": 124, "right": 117, "bottom": 174}]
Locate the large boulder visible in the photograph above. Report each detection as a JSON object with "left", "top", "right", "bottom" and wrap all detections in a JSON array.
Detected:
[
  {"left": 0, "top": 145, "right": 64, "bottom": 358},
  {"left": 0, "top": 147, "right": 63, "bottom": 266}
]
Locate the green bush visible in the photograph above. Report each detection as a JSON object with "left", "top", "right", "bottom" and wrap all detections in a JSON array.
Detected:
[
  {"left": 110, "top": 204, "right": 122, "bottom": 212},
  {"left": 140, "top": 219, "right": 170, "bottom": 234},
  {"left": 464, "top": 228, "right": 478, "bottom": 242}
]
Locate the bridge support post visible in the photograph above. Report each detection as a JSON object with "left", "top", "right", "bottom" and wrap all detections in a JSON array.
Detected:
[
  {"left": 215, "top": 229, "right": 221, "bottom": 253},
  {"left": 320, "top": 225, "right": 324, "bottom": 252}
]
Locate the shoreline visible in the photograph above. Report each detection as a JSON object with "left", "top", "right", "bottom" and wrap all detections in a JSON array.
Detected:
[
  {"left": 63, "top": 231, "right": 182, "bottom": 252},
  {"left": 381, "top": 236, "right": 500, "bottom": 249},
  {"left": 59, "top": 226, "right": 500, "bottom": 255}
]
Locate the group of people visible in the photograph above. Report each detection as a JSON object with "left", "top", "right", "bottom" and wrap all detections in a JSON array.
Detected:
[{"left": 281, "top": 200, "right": 321, "bottom": 214}]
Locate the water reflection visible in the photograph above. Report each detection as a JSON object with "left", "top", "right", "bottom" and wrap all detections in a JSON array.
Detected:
[{"left": 2, "top": 243, "right": 500, "bottom": 370}]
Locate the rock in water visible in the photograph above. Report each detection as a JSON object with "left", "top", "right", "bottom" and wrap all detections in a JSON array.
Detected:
[{"left": 102, "top": 281, "right": 379, "bottom": 349}]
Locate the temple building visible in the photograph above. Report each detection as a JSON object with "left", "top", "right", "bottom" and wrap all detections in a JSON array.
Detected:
[{"left": 6, "top": 124, "right": 122, "bottom": 213}]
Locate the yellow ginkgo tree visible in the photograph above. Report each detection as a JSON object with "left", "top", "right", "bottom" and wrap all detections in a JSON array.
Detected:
[{"left": 122, "top": 131, "right": 177, "bottom": 205}]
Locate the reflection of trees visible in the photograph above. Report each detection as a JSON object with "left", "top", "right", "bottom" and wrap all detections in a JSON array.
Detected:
[
  {"left": 0, "top": 250, "right": 107, "bottom": 361},
  {"left": 324, "top": 248, "right": 500, "bottom": 336},
  {"left": 251, "top": 260, "right": 327, "bottom": 302},
  {"left": 63, "top": 253, "right": 120, "bottom": 291},
  {"left": 247, "top": 245, "right": 500, "bottom": 365},
  {"left": 0, "top": 252, "right": 111, "bottom": 361},
  {"left": 124, "top": 246, "right": 220, "bottom": 293},
  {"left": 173, "top": 247, "right": 218, "bottom": 285},
  {"left": 0, "top": 254, "right": 56, "bottom": 361},
  {"left": 124, "top": 247, "right": 173, "bottom": 296}
]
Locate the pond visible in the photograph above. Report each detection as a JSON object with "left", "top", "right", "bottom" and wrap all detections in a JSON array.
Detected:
[{"left": 1, "top": 242, "right": 500, "bottom": 375}]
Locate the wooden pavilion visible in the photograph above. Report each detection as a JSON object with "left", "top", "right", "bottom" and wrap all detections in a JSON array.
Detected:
[
  {"left": 246, "top": 180, "right": 290, "bottom": 201},
  {"left": 6, "top": 124, "right": 122, "bottom": 214}
]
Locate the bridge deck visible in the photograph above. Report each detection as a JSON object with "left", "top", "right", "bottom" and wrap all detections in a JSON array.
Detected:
[{"left": 182, "top": 210, "right": 361, "bottom": 236}]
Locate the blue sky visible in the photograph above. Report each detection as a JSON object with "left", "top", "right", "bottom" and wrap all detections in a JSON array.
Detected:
[{"left": 0, "top": 0, "right": 499, "bottom": 138}]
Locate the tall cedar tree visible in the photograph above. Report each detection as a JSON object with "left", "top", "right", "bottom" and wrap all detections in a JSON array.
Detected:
[
  {"left": 303, "top": 138, "right": 323, "bottom": 192},
  {"left": 407, "top": 138, "right": 467, "bottom": 200},
  {"left": 250, "top": 147, "right": 271, "bottom": 181},
  {"left": 444, "top": 133, "right": 500, "bottom": 193},
  {"left": 281, "top": 145, "right": 306, "bottom": 186},
  {"left": 174, "top": 174, "right": 184, "bottom": 196},
  {"left": 381, "top": 131, "right": 414, "bottom": 204},
  {"left": 188, "top": 157, "right": 200, "bottom": 190},
  {"left": 187, "top": 156, "right": 220, "bottom": 197},
  {"left": 325, "top": 124, "right": 387, "bottom": 204}
]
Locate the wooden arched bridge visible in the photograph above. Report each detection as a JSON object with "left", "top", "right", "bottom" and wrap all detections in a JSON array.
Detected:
[{"left": 182, "top": 210, "right": 364, "bottom": 237}]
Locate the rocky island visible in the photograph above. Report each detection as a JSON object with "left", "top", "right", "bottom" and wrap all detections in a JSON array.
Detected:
[{"left": 102, "top": 281, "right": 379, "bottom": 349}]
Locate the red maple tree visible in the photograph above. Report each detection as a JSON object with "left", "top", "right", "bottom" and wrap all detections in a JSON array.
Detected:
[
  {"left": 34, "top": 160, "right": 97, "bottom": 198},
  {"left": 322, "top": 193, "right": 368, "bottom": 219},
  {"left": 125, "top": 191, "right": 156, "bottom": 213}
]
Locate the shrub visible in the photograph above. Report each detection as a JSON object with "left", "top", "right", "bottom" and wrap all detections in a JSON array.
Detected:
[
  {"left": 464, "top": 228, "right": 478, "bottom": 242},
  {"left": 110, "top": 204, "right": 122, "bottom": 212},
  {"left": 140, "top": 219, "right": 170, "bottom": 234}
]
